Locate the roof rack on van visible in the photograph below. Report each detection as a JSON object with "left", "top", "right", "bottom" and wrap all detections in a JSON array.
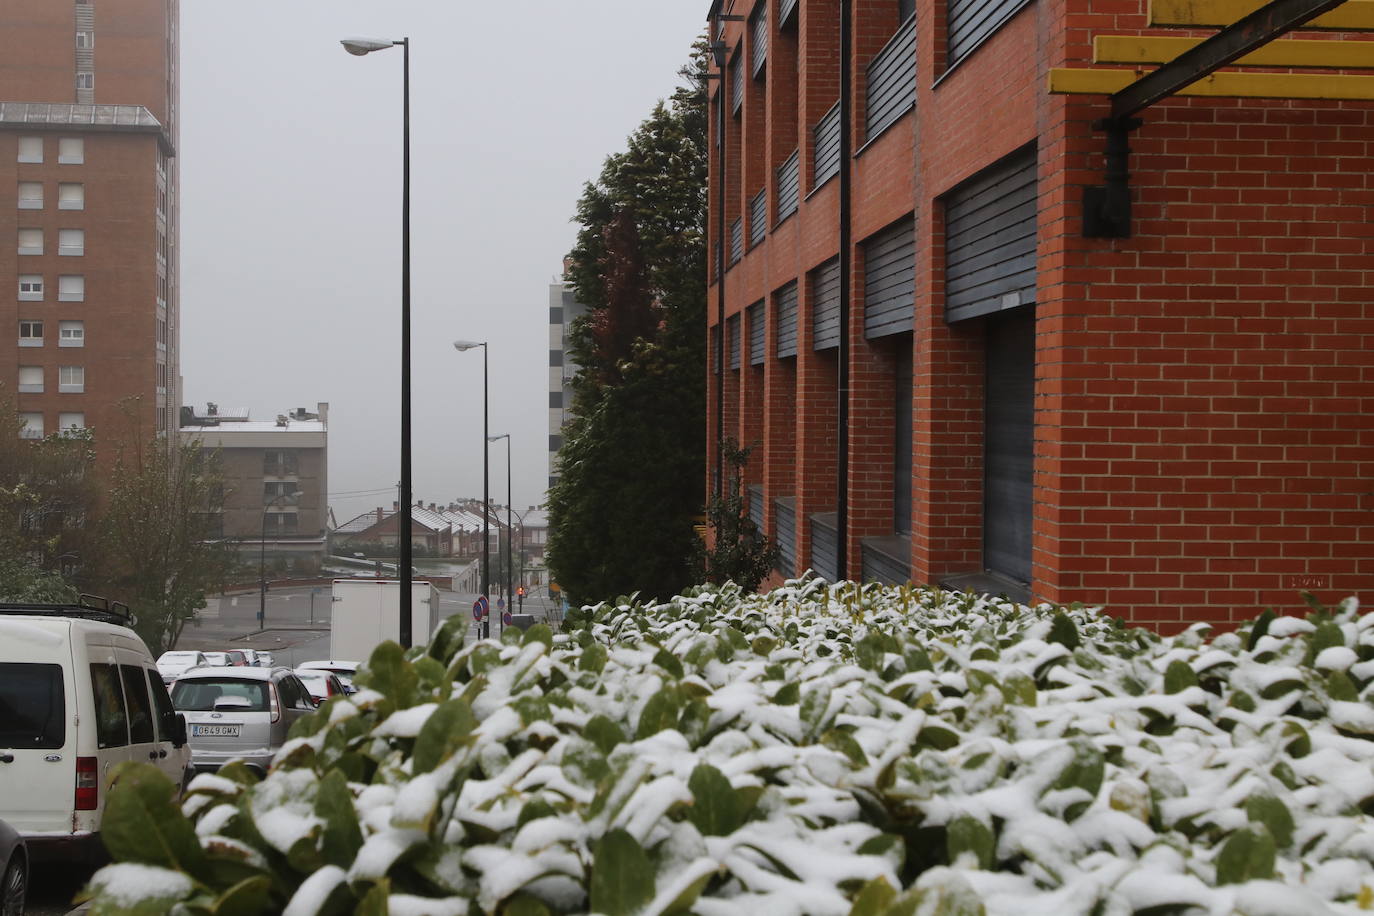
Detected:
[{"left": 0, "top": 593, "right": 136, "bottom": 628}]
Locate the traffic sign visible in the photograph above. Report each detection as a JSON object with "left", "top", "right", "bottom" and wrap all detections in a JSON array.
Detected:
[
  {"left": 502, "top": 611, "right": 513, "bottom": 626},
  {"left": 473, "top": 595, "right": 490, "bottom": 620},
  {"left": 497, "top": 597, "right": 506, "bottom": 611},
  {"left": 517, "top": 586, "right": 525, "bottom": 597}
]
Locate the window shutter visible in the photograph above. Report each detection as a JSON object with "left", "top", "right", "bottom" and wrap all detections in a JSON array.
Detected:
[
  {"left": 865, "top": 17, "right": 917, "bottom": 141},
  {"left": 811, "top": 257, "right": 841, "bottom": 351},
  {"left": 863, "top": 217, "right": 916, "bottom": 339},
  {"left": 776, "top": 148, "right": 800, "bottom": 223},
  {"left": 18, "top": 137, "right": 43, "bottom": 163},
  {"left": 813, "top": 102, "right": 841, "bottom": 187},
  {"left": 776, "top": 281, "right": 799, "bottom": 359},
  {"left": 948, "top": 0, "right": 1033, "bottom": 68},
  {"left": 748, "top": 301, "right": 766, "bottom": 366},
  {"left": 944, "top": 146, "right": 1037, "bottom": 323}
]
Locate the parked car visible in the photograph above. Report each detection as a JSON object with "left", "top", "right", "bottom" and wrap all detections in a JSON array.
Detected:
[
  {"left": 201, "top": 652, "right": 232, "bottom": 667},
  {"left": 0, "top": 817, "right": 26, "bottom": 915},
  {"left": 253, "top": 651, "right": 275, "bottom": 668},
  {"left": 0, "top": 599, "right": 191, "bottom": 864},
  {"left": 297, "top": 660, "right": 359, "bottom": 694},
  {"left": 223, "top": 650, "right": 250, "bottom": 667},
  {"left": 170, "top": 667, "right": 316, "bottom": 775},
  {"left": 293, "top": 668, "right": 346, "bottom": 706},
  {"left": 155, "top": 650, "right": 208, "bottom": 685}
]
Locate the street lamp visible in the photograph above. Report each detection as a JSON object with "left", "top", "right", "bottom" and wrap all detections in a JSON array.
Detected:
[
  {"left": 488, "top": 433, "right": 512, "bottom": 631},
  {"left": 260, "top": 489, "right": 301, "bottom": 630},
  {"left": 340, "top": 34, "right": 414, "bottom": 649},
  {"left": 454, "top": 340, "right": 490, "bottom": 637}
]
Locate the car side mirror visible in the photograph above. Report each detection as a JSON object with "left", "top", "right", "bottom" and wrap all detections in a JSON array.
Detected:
[{"left": 167, "top": 712, "right": 188, "bottom": 748}]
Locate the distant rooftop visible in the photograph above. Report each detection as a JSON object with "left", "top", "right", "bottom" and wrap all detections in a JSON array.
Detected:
[{"left": 0, "top": 101, "right": 163, "bottom": 128}]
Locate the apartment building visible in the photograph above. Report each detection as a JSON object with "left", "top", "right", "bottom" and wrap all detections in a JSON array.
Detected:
[
  {"left": 181, "top": 403, "right": 329, "bottom": 574},
  {"left": 2, "top": 0, "right": 180, "bottom": 445},
  {"left": 548, "top": 270, "right": 588, "bottom": 489},
  {"left": 706, "top": 0, "right": 1372, "bottom": 629}
]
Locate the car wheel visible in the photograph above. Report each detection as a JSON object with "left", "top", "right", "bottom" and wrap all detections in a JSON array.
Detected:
[{"left": 1, "top": 853, "right": 26, "bottom": 916}]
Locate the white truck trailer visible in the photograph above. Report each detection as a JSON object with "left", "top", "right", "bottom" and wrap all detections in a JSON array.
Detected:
[{"left": 330, "top": 578, "right": 440, "bottom": 661}]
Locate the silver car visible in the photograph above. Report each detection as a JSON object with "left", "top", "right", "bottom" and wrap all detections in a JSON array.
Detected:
[{"left": 170, "top": 667, "right": 316, "bottom": 775}]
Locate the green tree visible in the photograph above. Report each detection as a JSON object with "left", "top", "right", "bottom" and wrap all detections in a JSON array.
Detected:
[
  {"left": 547, "top": 40, "right": 708, "bottom": 606},
  {"left": 97, "top": 422, "right": 235, "bottom": 655},
  {"left": 696, "top": 439, "right": 778, "bottom": 593}
]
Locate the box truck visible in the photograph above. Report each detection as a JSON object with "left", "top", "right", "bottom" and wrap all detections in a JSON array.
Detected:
[{"left": 330, "top": 578, "right": 439, "bottom": 661}]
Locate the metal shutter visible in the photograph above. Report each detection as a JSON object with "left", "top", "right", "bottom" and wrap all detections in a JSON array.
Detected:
[
  {"left": 775, "top": 498, "right": 796, "bottom": 576},
  {"left": 984, "top": 307, "right": 1035, "bottom": 584},
  {"left": 949, "top": 0, "right": 1033, "bottom": 69},
  {"left": 750, "top": 188, "right": 767, "bottom": 247},
  {"left": 865, "top": 17, "right": 916, "bottom": 141},
  {"left": 810, "top": 513, "right": 840, "bottom": 582},
  {"left": 776, "top": 281, "right": 799, "bottom": 359},
  {"left": 748, "top": 484, "right": 764, "bottom": 528},
  {"left": 862, "top": 541, "right": 910, "bottom": 586},
  {"left": 945, "top": 147, "right": 1037, "bottom": 323},
  {"left": 751, "top": 1, "right": 768, "bottom": 77},
  {"left": 776, "top": 149, "right": 800, "bottom": 223},
  {"left": 730, "top": 53, "right": 744, "bottom": 113},
  {"left": 814, "top": 102, "right": 841, "bottom": 188},
  {"left": 728, "top": 314, "right": 741, "bottom": 370},
  {"left": 811, "top": 257, "right": 841, "bottom": 351},
  {"left": 863, "top": 217, "right": 915, "bottom": 339},
  {"left": 780, "top": 0, "right": 799, "bottom": 27},
  {"left": 730, "top": 217, "right": 744, "bottom": 265},
  {"left": 748, "top": 301, "right": 766, "bottom": 366}
]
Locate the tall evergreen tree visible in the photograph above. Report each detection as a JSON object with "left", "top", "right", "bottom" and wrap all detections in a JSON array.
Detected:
[{"left": 547, "top": 41, "right": 708, "bottom": 606}]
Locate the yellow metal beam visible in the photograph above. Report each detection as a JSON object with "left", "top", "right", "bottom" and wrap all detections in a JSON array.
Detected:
[
  {"left": 1049, "top": 66, "right": 1374, "bottom": 98},
  {"left": 1095, "top": 34, "right": 1374, "bottom": 67},
  {"left": 1148, "top": 0, "right": 1374, "bottom": 30}
]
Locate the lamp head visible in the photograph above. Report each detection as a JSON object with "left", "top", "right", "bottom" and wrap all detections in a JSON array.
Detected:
[
  {"left": 453, "top": 340, "right": 485, "bottom": 351},
  {"left": 341, "top": 38, "right": 395, "bottom": 56},
  {"left": 709, "top": 40, "right": 729, "bottom": 69},
  {"left": 486, "top": 434, "right": 508, "bottom": 443}
]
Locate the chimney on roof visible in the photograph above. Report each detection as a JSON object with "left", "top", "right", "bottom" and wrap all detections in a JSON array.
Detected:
[
  {"left": 376, "top": 507, "right": 383, "bottom": 522},
  {"left": 276, "top": 414, "right": 289, "bottom": 427},
  {"left": 429, "top": 503, "right": 436, "bottom": 511},
  {"left": 207, "top": 402, "right": 217, "bottom": 416},
  {"left": 392, "top": 501, "right": 399, "bottom": 512}
]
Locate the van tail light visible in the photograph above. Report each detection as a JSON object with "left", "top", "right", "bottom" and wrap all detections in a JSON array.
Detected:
[
  {"left": 270, "top": 683, "right": 281, "bottom": 723},
  {"left": 75, "top": 756, "right": 98, "bottom": 811}
]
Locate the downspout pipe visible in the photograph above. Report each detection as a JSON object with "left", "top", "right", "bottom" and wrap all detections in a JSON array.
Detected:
[
  {"left": 836, "top": 0, "right": 852, "bottom": 581},
  {"left": 714, "top": 25, "right": 727, "bottom": 500}
]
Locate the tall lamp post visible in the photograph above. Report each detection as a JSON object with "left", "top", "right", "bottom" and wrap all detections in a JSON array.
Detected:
[
  {"left": 453, "top": 340, "right": 490, "bottom": 637},
  {"left": 341, "top": 35, "right": 414, "bottom": 648},
  {"left": 488, "top": 433, "right": 512, "bottom": 631},
  {"left": 260, "top": 489, "right": 301, "bottom": 630}
]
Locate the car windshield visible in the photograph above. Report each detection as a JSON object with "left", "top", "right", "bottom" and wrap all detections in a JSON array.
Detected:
[
  {"left": 226, "top": 652, "right": 246, "bottom": 663},
  {"left": 203, "top": 653, "right": 228, "bottom": 664},
  {"left": 171, "top": 678, "right": 269, "bottom": 712},
  {"left": 296, "top": 672, "right": 328, "bottom": 693}
]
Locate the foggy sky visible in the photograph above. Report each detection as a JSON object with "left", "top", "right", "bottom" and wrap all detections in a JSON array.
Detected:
[{"left": 178, "top": 2, "right": 707, "bottom": 526}]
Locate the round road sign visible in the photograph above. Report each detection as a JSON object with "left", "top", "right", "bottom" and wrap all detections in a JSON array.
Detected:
[
  {"left": 497, "top": 597, "right": 506, "bottom": 611},
  {"left": 473, "top": 595, "right": 490, "bottom": 620},
  {"left": 502, "top": 611, "right": 513, "bottom": 627}
]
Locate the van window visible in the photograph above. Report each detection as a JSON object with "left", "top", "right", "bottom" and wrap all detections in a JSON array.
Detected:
[
  {"left": 120, "top": 664, "right": 155, "bottom": 744},
  {"left": 0, "top": 663, "right": 66, "bottom": 749},
  {"left": 146, "top": 669, "right": 176, "bottom": 741},
  {"left": 171, "top": 678, "right": 269, "bottom": 712},
  {"left": 90, "top": 663, "right": 130, "bottom": 748}
]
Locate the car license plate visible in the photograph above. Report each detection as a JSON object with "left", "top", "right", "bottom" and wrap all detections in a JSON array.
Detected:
[{"left": 192, "top": 724, "right": 241, "bottom": 737}]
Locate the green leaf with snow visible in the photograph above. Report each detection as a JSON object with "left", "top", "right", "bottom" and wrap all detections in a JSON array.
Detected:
[
  {"left": 946, "top": 815, "right": 995, "bottom": 869},
  {"left": 101, "top": 762, "right": 209, "bottom": 880},
  {"left": 1245, "top": 795, "right": 1294, "bottom": 850},
  {"left": 314, "top": 770, "right": 363, "bottom": 869},
  {"left": 590, "top": 829, "right": 655, "bottom": 916},
  {"left": 848, "top": 876, "right": 896, "bottom": 916},
  {"left": 1216, "top": 823, "right": 1276, "bottom": 884},
  {"left": 686, "top": 763, "right": 741, "bottom": 836},
  {"left": 412, "top": 697, "right": 476, "bottom": 774}
]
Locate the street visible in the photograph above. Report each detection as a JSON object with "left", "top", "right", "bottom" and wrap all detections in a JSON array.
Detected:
[{"left": 25, "top": 582, "right": 562, "bottom": 914}]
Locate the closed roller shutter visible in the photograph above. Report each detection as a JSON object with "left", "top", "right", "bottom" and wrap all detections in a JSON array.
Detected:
[
  {"left": 813, "top": 103, "right": 841, "bottom": 188},
  {"left": 863, "top": 217, "right": 915, "bottom": 339},
  {"left": 984, "top": 307, "right": 1035, "bottom": 585},
  {"left": 811, "top": 257, "right": 841, "bottom": 351},
  {"left": 945, "top": 146, "right": 1037, "bottom": 323},
  {"left": 810, "top": 513, "right": 839, "bottom": 582},
  {"left": 728, "top": 314, "right": 741, "bottom": 370},
  {"left": 948, "top": 0, "right": 1033, "bottom": 69},
  {"left": 751, "top": 2, "right": 768, "bottom": 77},
  {"left": 775, "top": 499, "right": 796, "bottom": 576},
  {"left": 776, "top": 281, "right": 799, "bottom": 359},
  {"left": 750, "top": 188, "right": 767, "bottom": 248},
  {"left": 865, "top": 17, "right": 916, "bottom": 141},
  {"left": 748, "top": 301, "right": 766, "bottom": 366},
  {"left": 776, "top": 149, "right": 800, "bottom": 223},
  {"left": 731, "top": 54, "right": 744, "bottom": 113}
]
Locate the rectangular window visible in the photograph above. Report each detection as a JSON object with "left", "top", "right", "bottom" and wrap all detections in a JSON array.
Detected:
[
  {"left": 59, "top": 321, "right": 84, "bottom": 347},
  {"left": 0, "top": 663, "right": 66, "bottom": 749},
  {"left": 18, "top": 275, "right": 43, "bottom": 301},
  {"left": 58, "top": 183, "right": 84, "bottom": 210},
  {"left": 76, "top": 30, "right": 94, "bottom": 49},
  {"left": 58, "top": 275, "right": 84, "bottom": 301},
  {"left": 263, "top": 449, "right": 299, "bottom": 477},
  {"left": 263, "top": 481, "right": 300, "bottom": 505},
  {"left": 19, "top": 413, "right": 43, "bottom": 439},
  {"left": 58, "top": 412, "right": 85, "bottom": 431},
  {"left": 58, "top": 229, "right": 84, "bottom": 256},
  {"left": 59, "top": 365, "right": 85, "bottom": 393},
  {"left": 89, "top": 663, "right": 129, "bottom": 749},
  {"left": 19, "top": 320, "right": 43, "bottom": 346},
  {"left": 76, "top": 72, "right": 94, "bottom": 91},
  {"left": 17, "top": 137, "right": 43, "bottom": 164},
  {"left": 18, "top": 366, "right": 43, "bottom": 393},
  {"left": 17, "top": 182, "right": 43, "bottom": 209},
  {"left": 120, "top": 665, "right": 156, "bottom": 745},
  {"left": 264, "top": 512, "right": 299, "bottom": 534},
  {"left": 18, "top": 228, "right": 43, "bottom": 255},
  {"left": 58, "top": 138, "right": 84, "bottom": 164}
]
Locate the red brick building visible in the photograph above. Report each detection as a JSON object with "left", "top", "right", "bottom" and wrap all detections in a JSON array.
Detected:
[
  {"left": 705, "top": 0, "right": 1371, "bottom": 629},
  {"left": 2, "top": 0, "right": 180, "bottom": 446}
]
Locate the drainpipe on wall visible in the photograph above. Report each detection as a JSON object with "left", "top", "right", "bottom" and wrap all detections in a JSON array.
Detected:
[
  {"left": 836, "top": 0, "right": 852, "bottom": 581},
  {"left": 714, "top": 24, "right": 727, "bottom": 500}
]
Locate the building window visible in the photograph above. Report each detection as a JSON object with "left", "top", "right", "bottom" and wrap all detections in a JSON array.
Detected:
[
  {"left": 76, "top": 72, "right": 94, "bottom": 91},
  {"left": 58, "top": 229, "right": 84, "bottom": 256},
  {"left": 58, "top": 138, "right": 84, "bottom": 165},
  {"left": 18, "top": 228, "right": 43, "bottom": 255},
  {"left": 19, "top": 276, "right": 43, "bottom": 301},
  {"left": 19, "top": 413, "right": 43, "bottom": 440},
  {"left": 75, "top": 30, "right": 94, "bottom": 49},
  {"left": 18, "top": 366, "right": 44, "bottom": 393},
  {"left": 59, "top": 321, "right": 85, "bottom": 347},
  {"left": 58, "top": 275, "right": 84, "bottom": 301},
  {"left": 264, "top": 512, "right": 298, "bottom": 534},
  {"left": 17, "top": 137, "right": 42, "bottom": 164},
  {"left": 263, "top": 449, "right": 299, "bottom": 477},
  {"left": 17, "top": 182, "right": 43, "bottom": 209},
  {"left": 58, "top": 412, "right": 85, "bottom": 433},
  {"left": 263, "top": 481, "right": 301, "bottom": 506},
  {"left": 58, "top": 183, "right": 84, "bottom": 210},
  {"left": 59, "top": 365, "right": 85, "bottom": 393},
  {"left": 19, "top": 320, "right": 43, "bottom": 346}
]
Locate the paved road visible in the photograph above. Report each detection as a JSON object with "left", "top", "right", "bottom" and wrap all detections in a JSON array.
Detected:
[{"left": 26, "top": 583, "right": 564, "bottom": 914}]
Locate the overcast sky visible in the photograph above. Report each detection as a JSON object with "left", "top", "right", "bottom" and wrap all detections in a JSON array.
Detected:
[{"left": 178, "top": 2, "right": 706, "bottom": 526}]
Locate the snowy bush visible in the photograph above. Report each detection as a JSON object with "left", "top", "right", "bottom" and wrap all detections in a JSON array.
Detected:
[{"left": 81, "top": 581, "right": 1374, "bottom": 915}]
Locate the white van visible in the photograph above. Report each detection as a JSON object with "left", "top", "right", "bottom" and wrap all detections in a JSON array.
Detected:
[{"left": 0, "top": 600, "right": 192, "bottom": 863}]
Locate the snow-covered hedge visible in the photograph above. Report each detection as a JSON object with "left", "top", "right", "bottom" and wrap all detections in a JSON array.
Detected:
[{"left": 81, "top": 582, "right": 1374, "bottom": 915}]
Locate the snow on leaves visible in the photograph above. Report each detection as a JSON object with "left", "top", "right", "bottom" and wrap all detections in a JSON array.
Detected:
[{"left": 81, "top": 582, "right": 1374, "bottom": 914}]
